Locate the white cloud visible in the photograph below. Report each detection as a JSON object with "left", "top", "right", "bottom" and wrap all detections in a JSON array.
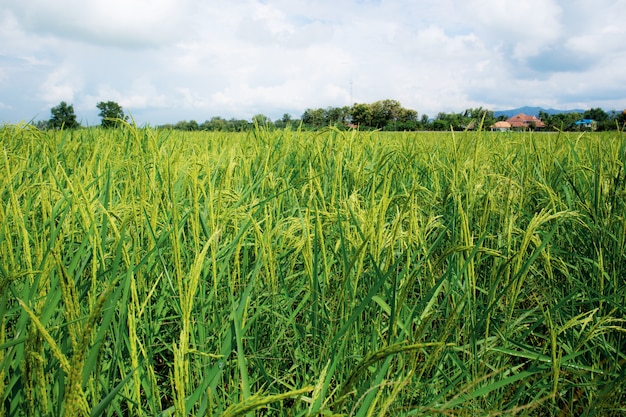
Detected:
[
  {"left": 5, "top": 0, "right": 194, "bottom": 48},
  {"left": 39, "top": 65, "right": 81, "bottom": 104},
  {"left": 82, "top": 79, "right": 168, "bottom": 110},
  {"left": 567, "top": 25, "right": 625, "bottom": 57},
  {"left": 465, "top": 0, "right": 563, "bottom": 60}
]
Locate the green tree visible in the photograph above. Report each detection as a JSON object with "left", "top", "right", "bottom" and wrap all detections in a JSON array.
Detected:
[
  {"left": 350, "top": 103, "right": 372, "bottom": 128},
  {"left": 229, "top": 118, "right": 251, "bottom": 131},
  {"left": 551, "top": 112, "right": 582, "bottom": 131},
  {"left": 583, "top": 108, "right": 609, "bottom": 122},
  {"left": 434, "top": 112, "right": 463, "bottom": 130},
  {"left": 252, "top": 114, "right": 271, "bottom": 127},
  {"left": 617, "top": 109, "right": 626, "bottom": 129},
  {"left": 201, "top": 117, "right": 227, "bottom": 131},
  {"left": 464, "top": 107, "right": 495, "bottom": 130},
  {"left": 432, "top": 117, "right": 450, "bottom": 131},
  {"left": 274, "top": 113, "right": 293, "bottom": 129},
  {"left": 302, "top": 108, "right": 326, "bottom": 128},
  {"left": 174, "top": 120, "right": 188, "bottom": 130},
  {"left": 35, "top": 120, "right": 50, "bottom": 130},
  {"left": 49, "top": 101, "right": 80, "bottom": 129},
  {"left": 370, "top": 99, "right": 402, "bottom": 129},
  {"left": 324, "top": 106, "right": 349, "bottom": 126},
  {"left": 538, "top": 111, "right": 553, "bottom": 130},
  {"left": 398, "top": 108, "right": 418, "bottom": 123},
  {"left": 173, "top": 120, "right": 200, "bottom": 131},
  {"left": 96, "top": 101, "right": 127, "bottom": 128},
  {"left": 187, "top": 120, "right": 199, "bottom": 131}
]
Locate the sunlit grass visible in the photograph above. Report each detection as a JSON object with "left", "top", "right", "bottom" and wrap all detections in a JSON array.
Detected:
[{"left": 1, "top": 122, "right": 625, "bottom": 416}]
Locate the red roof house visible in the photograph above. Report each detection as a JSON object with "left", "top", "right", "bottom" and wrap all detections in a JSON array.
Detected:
[
  {"left": 506, "top": 113, "right": 546, "bottom": 129},
  {"left": 490, "top": 121, "right": 511, "bottom": 131}
]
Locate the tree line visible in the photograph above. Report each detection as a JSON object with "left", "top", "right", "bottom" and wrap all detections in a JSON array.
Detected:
[
  {"left": 36, "top": 100, "right": 626, "bottom": 132},
  {"left": 537, "top": 108, "right": 625, "bottom": 131}
]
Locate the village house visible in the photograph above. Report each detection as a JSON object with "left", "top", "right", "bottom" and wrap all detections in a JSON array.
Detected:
[
  {"left": 490, "top": 121, "right": 511, "bottom": 131},
  {"left": 505, "top": 113, "right": 546, "bottom": 130},
  {"left": 574, "top": 118, "right": 596, "bottom": 130}
]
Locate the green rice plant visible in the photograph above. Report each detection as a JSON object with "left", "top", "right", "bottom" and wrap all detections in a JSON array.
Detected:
[{"left": 0, "top": 123, "right": 624, "bottom": 416}]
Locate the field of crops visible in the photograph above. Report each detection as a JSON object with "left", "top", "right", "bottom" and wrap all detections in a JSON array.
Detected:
[{"left": 1, "top": 123, "right": 625, "bottom": 416}]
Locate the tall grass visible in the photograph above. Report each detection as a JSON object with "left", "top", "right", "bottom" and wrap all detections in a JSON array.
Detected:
[{"left": 1, "top": 122, "right": 624, "bottom": 416}]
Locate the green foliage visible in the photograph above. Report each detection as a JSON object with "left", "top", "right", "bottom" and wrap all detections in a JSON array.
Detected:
[
  {"left": 273, "top": 113, "right": 293, "bottom": 129},
  {"left": 1, "top": 124, "right": 625, "bottom": 416},
  {"left": 350, "top": 102, "right": 372, "bottom": 127},
  {"left": 301, "top": 107, "right": 326, "bottom": 128},
  {"left": 202, "top": 116, "right": 228, "bottom": 131},
  {"left": 156, "top": 104, "right": 625, "bottom": 133},
  {"left": 174, "top": 119, "right": 199, "bottom": 131},
  {"left": 96, "top": 101, "right": 128, "bottom": 128},
  {"left": 584, "top": 107, "right": 610, "bottom": 122},
  {"left": 618, "top": 109, "right": 626, "bottom": 129},
  {"left": 539, "top": 108, "right": 625, "bottom": 131},
  {"left": 540, "top": 111, "right": 583, "bottom": 131},
  {"left": 433, "top": 107, "right": 495, "bottom": 131},
  {"left": 303, "top": 100, "right": 418, "bottom": 130},
  {"left": 252, "top": 114, "right": 271, "bottom": 126},
  {"left": 163, "top": 117, "right": 251, "bottom": 131},
  {"left": 49, "top": 101, "right": 80, "bottom": 129}
]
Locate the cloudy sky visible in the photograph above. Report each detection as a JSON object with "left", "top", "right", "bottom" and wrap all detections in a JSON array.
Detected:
[{"left": 1, "top": 0, "right": 625, "bottom": 125}]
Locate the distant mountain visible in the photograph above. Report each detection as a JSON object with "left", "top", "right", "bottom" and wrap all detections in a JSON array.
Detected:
[{"left": 494, "top": 106, "right": 585, "bottom": 119}]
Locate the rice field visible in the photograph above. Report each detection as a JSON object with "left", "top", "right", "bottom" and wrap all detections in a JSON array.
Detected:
[{"left": 1, "top": 123, "right": 625, "bottom": 416}]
